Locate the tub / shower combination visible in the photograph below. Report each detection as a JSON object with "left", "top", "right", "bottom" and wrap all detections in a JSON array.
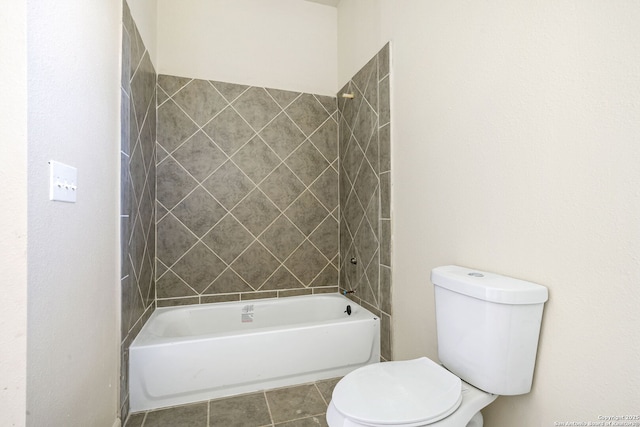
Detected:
[{"left": 129, "top": 293, "right": 380, "bottom": 412}]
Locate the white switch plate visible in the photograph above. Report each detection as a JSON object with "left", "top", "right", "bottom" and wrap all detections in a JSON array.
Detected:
[{"left": 49, "top": 160, "right": 77, "bottom": 203}]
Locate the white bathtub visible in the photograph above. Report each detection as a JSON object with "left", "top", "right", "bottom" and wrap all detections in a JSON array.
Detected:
[{"left": 129, "top": 293, "right": 380, "bottom": 412}]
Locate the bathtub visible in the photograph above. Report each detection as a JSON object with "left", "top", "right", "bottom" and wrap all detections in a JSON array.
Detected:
[{"left": 129, "top": 293, "right": 380, "bottom": 412}]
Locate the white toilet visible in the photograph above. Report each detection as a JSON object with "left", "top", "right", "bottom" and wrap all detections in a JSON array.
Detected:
[{"left": 327, "top": 265, "right": 548, "bottom": 427}]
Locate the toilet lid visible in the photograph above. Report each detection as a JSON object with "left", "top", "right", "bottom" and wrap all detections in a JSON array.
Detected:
[{"left": 332, "top": 358, "right": 462, "bottom": 426}]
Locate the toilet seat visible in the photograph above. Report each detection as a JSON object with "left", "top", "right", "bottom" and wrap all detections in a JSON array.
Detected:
[{"left": 331, "top": 357, "right": 462, "bottom": 426}]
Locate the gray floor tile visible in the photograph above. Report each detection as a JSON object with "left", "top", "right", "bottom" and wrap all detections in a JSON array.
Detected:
[
  {"left": 266, "top": 384, "right": 327, "bottom": 424},
  {"left": 275, "top": 415, "right": 328, "bottom": 426},
  {"left": 124, "top": 413, "right": 145, "bottom": 427},
  {"left": 143, "top": 402, "right": 208, "bottom": 427},
  {"left": 209, "top": 392, "right": 272, "bottom": 427},
  {"left": 315, "top": 377, "right": 341, "bottom": 404}
]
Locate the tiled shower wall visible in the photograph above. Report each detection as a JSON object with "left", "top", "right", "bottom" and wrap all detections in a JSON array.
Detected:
[
  {"left": 120, "top": 2, "right": 156, "bottom": 420},
  {"left": 338, "top": 44, "right": 392, "bottom": 360},
  {"left": 155, "top": 76, "right": 339, "bottom": 305}
]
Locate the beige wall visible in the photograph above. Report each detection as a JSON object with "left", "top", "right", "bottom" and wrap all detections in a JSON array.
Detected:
[
  {"left": 0, "top": 0, "right": 27, "bottom": 425},
  {"left": 127, "top": 0, "right": 158, "bottom": 68},
  {"left": 339, "top": 0, "right": 640, "bottom": 424},
  {"left": 26, "top": 1, "right": 122, "bottom": 425},
  {"left": 156, "top": 0, "right": 338, "bottom": 96}
]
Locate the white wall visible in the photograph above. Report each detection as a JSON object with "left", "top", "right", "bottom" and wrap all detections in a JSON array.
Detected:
[
  {"left": 339, "top": 0, "right": 640, "bottom": 425},
  {"left": 157, "top": 0, "right": 338, "bottom": 96},
  {"left": 0, "top": 0, "right": 28, "bottom": 425},
  {"left": 26, "top": 0, "right": 122, "bottom": 425},
  {"left": 127, "top": 0, "right": 158, "bottom": 68}
]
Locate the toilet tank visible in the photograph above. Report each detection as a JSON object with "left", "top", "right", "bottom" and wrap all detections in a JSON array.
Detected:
[{"left": 431, "top": 265, "right": 548, "bottom": 396}]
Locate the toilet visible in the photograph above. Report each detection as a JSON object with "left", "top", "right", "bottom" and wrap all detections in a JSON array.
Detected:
[{"left": 327, "top": 265, "right": 548, "bottom": 427}]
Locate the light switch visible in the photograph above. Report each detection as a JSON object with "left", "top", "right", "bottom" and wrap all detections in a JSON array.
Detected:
[{"left": 49, "top": 160, "right": 77, "bottom": 203}]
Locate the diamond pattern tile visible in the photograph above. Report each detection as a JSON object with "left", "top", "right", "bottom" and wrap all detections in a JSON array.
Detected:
[
  {"left": 259, "top": 113, "right": 306, "bottom": 159},
  {"left": 157, "top": 99, "right": 199, "bottom": 153},
  {"left": 155, "top": 76, "right": 341, "bottom": 302},
  {"left": 231, "top": 189, "right": 280, "bottom": 236},
  {"left": 285, "top": 94, "right": 330, "bottom": 137},
  {"left": 259, "top": 215, "right": 305, "bottom": 262},
  {"left": 171, "top": 243, "right": 226, "bottom": 293},
  {"left": 201, "top": 214, "right": 254, "bottom": 264},
  {"left": 231, "top": 242, "right": 280, "bottom": 289},
  {"left": 232, "top": 87, "right": 281, "bottom": 131},
  {"left": 202, "top": 107, "right": 255, "bottom": 156},
  {"left": 172, "top": 131, "right": 226, "bottom": 182},
  {"left": 171, "top": 186, "right": 227, "bottom": 237},
  {"left": 202, "top": 160, "right": 255, "bottom": 210},
  {"left": 231, "top": 136, "right": 280, "bottom": 184},
  {"left": 156, "top": 157, "right": 199, "bottom": 210},
  {"left": 285, "top": 141, "right": 329, "bottom": 186},
  {"left": 259, "top": 164, "right": 306, "bottom": 210},
  {"left": 172, "top": 79, "right": 228, "bottom": 126}
]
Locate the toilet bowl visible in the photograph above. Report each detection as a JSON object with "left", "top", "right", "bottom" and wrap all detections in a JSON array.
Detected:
[
  {"left": 326, "top": 265, "right": 548, "bottom": 427},
  {"left": 326, "top": 357, "right": 497, "bottom": 427}
]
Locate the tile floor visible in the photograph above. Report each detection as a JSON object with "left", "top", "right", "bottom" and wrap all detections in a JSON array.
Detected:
[{"left": 124, "top": 377, "right": 340, "bottom": 427}]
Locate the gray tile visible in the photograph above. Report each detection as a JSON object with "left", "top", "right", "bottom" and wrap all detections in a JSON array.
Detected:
[
  {"left": 172, "top": 79, "right": 227, "bottom": 126},
  {"left": 342, "top": 137, "right": 364, "bottom": 185},
  {"left": 379, "top": 75, "right": 390, "bottom": 126},
  {"left": 364, "top": 122, "right": 379, "bottom": 175},
  {"left": 204, "top": 268, "right": 254, "bottom": 294},
  {"left": 352, "top": 55, "right": 376, "bottom": 95},
  {"left": 285, "top": 94, "right": 330, "bottom": 137},
  {"left": 157, "top": 297, "right": 200, "bottom": 307},
  {"left": 124, "top": 412, "right": 144, "bottom": 427},
  {"left": 201, "top": 214, "right": 255, "bottom": 264},
  {"left": 231, "top": 135, "right": 280, "bottom": 184},
  {"left": 284, "top": 191, "right": 329, "bottom": 236},
  {"left": 266, "top": 384, "right": 327, "bottom": 424},
  {"left": 343, "top": 192, "right": 365, "bottom": 236},
  {"left": 202, "top": 160, "right": 255, "bottom": 211},
  {"left": 156, "top": 214, "right": 198, "bottom": 267},
  {"left": 309, "top": 118, "right": 338, "bottom": 163},
  {"left": 309, "top": 167, "right": 338, "bottom": 212},
  {"left": 131, "top": 52, "right": 155, "bottom": 134},
  {"left": 315, "top": 378, "right": 341, "bottom": 404},
  {"left": 231, "top": 189, "right": 280, "bottom": 236},
  {"left": 172, "top": 131, "right": 227, "bottom": 182},
  {"left": 279, "top": 288, "right": 313, "bottom": 298},
  {"left": 202, "top": 107, "right": 255, "bottom": 156},
  {"left": 171, "top": 186, "right": 227, "bottom": 237},
  {"left": 363, "top": 65, "right": 378, "bottom": 113},
  {"left": 171, "top": 242, "right": 227, "bottom": 293},
  {"left": 260, "top": 266, "right": 304, "bottom": 291},
  {"left": 232, "top": 87, "right": 281, "bottom": 131},
  {"left": 380, "top": 219, "right": 391, "bottom": 267},
  {"left": 201, "top": 293, "right": 240, "bottom": 304},
  {"left": 241, "top": 291, "right": 277, "bottom": 300},
  {"left": 353, "top": 161, "right": 378, "bottom": 209},
  {"left": 308, "top": 216, "right": 338, "bottom": 260},
  {"left": 378, "top": 42, "right": 390, "bottom": 78},
  {"left": 157, "top": 99, "right": 199, "bottom": 153},
  {"left": 354, "top": 219, "right": 378, "bottom": 268},
  {"left": 309, "top": 264, "right": 339, "bottom": 289},
  {"left": 381, "top": 312, "right": 391, "bottom": 360},
  {"left": 209, "top": 392, "right": 271, "bottom": 427},
  {"left": 285, "top": 241, "right": 328, "bottom": 285},
  {"left": 259, "top": 113, "right": 306, "bottom": 159},
  {"left": 314, "top": 95, "right": 337, "bottom": 115},
  {"left": 144, "top": 402, "right": 208, "bottom": 427},
  {"left": 259, "top": 215, "right": 305, "bottom": 262},
  {"left": 275, "top": 416, "right": 328, "bottom": 427},
  {"left": 266, "top": 87, "right": 301, "bottom": 108},
  {"left": 156, "top": 270, "right": 197, "bottom": 299},
  {"left": 231, "top": 242, "right": 280, "bottom": 289},
  {"left": 259, "top": 164, "right": 306, "bottom": 210},
  {"left": 379, "top": 123, "right": 390, "bottom": 173},
  {"left": 285, "top": 141, "right": 329, "bottom": 186},
  {"left": 156, "top": 157, "right": 199, "bottom": 210},
  {"left": 158, "top": 74, "right": 192, "bottom": 97},
  {"left": 380, "top": 265, "right": 392, "bottom": 315},
  {"left": 211, "top": 80, "right": 249, "bottom": 103},
  {"left": 352, "top": 101, "right": 376, "bottom": 151},
  {"left": 380, "top": 171, "right": 390, "bottom": 219}
]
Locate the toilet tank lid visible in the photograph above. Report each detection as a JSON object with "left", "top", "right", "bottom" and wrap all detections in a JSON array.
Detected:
[{"left": 431, "top": 265, "right": 548, "bottom": 305}]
